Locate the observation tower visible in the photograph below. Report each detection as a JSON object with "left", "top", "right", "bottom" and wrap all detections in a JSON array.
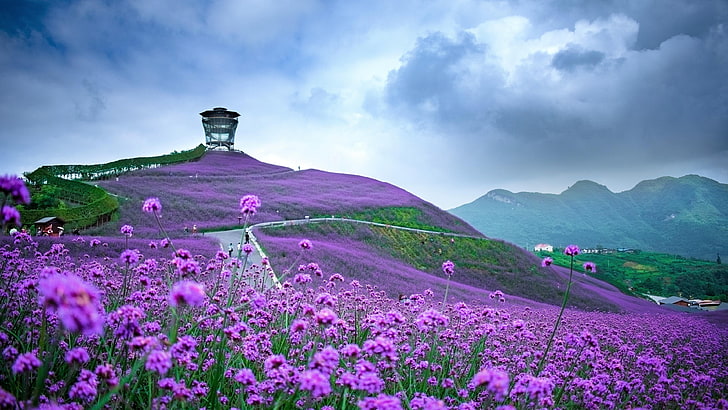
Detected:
[{"left": 200, "top": 107, "right": 240, "bottom": 151}]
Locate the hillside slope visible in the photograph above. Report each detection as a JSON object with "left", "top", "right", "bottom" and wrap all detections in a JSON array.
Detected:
[
  {"left": 86, "top": 150, "right": 658, "bottom": 311},
  {"left": 450, "top": 175, "right": 728, "bottom": 260}
]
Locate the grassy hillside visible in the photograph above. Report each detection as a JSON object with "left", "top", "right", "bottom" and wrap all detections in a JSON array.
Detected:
[
  {"left": 538, "top": 248, "right": 728, "bottom": 301},
  {"left": 79, "top": 151, "right": 650, "bottom": 311},
  {"left": 450, "top": 176, "right": 728, "bottom": 260}
]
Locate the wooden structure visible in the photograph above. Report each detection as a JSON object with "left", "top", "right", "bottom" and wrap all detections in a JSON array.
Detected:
[{"left": 34, "top": 216, "right": 66, "bottom": 237}]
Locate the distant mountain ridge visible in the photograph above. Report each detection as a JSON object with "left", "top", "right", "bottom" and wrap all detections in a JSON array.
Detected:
[{"left": 450, "top": 175, "right": 728, "bottom": 260}]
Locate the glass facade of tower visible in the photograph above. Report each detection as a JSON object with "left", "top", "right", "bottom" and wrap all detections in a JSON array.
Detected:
[{"left": 200, "top": 107, "right": 240, "bottom": 151}]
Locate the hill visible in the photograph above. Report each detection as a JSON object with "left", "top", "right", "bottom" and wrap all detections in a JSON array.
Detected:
[
  {"left": 79, "top": 150, "right": 658, "bottom": 312},
  {"left": 449, "top": 175, "right": 728, "bottom": 260}
]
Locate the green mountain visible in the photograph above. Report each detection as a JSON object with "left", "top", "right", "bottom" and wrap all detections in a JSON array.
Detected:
[{"left": 450, "top": 175, "right": 728, "bottom": 260}]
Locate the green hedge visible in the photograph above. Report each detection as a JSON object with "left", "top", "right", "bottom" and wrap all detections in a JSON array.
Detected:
[
  {"left": 20, "top": 145, "right": 206, "bottom": 230},
  {"left": 25, "top": 144, "right": 206, "bottom": 182}
]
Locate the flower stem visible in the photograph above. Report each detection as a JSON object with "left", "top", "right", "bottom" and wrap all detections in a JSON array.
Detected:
[{"left": 535, "top": 254, "right": 575, "bottom": 376}]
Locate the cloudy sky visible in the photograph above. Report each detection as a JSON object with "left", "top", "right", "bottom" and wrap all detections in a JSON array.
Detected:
[{"left": 1, "top": 0, "right": 726, "bottom": 209}]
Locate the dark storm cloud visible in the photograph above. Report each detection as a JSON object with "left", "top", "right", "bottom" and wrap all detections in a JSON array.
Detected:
[
  {"left": 379, "top": 1, "right": 728, "bottom": 184},
  {"left": 385, "top": 32, "right": 504, "bottom": 135}
]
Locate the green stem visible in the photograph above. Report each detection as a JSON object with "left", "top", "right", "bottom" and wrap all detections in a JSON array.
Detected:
[{"left": 535, "top": 254, "right": 575, "bottom": 376}]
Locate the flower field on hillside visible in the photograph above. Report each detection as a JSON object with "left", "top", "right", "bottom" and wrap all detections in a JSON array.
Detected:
[{"left": 1, "top": 192, "right": 727, "bottom": 409}]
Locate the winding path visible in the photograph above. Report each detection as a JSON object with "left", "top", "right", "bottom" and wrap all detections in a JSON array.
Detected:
[{"left": 206, "top": 217, "right": 488, "bottom": 290}]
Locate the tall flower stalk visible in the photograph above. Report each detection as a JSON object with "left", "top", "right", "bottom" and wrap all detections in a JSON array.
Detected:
[
  {"left": 536, "top": 244, "right": 579, "bottom": 376},
  {"left": 441, "top": 260, "right": 454, "bottom": 306}
]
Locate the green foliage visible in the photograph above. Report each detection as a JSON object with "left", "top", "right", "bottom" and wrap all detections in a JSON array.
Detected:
[
  {"left": 338, "top": 206, "right": 449, "bottom": 232},
  {"left": 24, "top": 144, "right": 206, "bottom": 182},
  {"left": 19, "top": 145, "right": 206, "bottom": 230},
  {"left": 538, "top": 249, "right": 728, "bottom": 301}
]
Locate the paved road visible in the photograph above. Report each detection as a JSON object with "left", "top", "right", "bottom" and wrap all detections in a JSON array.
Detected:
[{"left": 206, "top": 217, "right": 488, "bottom": 291}]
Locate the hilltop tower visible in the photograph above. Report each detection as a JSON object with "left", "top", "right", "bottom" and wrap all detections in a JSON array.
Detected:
[{"left": 200, "top": 107, "right": 240, "bottom": 151}]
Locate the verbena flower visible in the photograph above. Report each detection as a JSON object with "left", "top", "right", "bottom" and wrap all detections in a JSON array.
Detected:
[
  {"left": 242, "top": 243, "right": 254, "bottom": 254},
  {"left": 299, "top": 239, "right": 313, "bottom": 250},
  {"left": 146, "top": 349, "right": 173, "bottom": 375},
  {"left": 142, "top": 197, "right": 162, "bottom": 213},
  {"left": 299, "top": 369, "right": 332, "bottom": 398},
  {"left": 541, "top": 257, "right": 553, "bottom": 267},
  {"left": 583, "top": 262, "right": 597, "bottom": 272},
  {"left": 0, "top": 175, "right": 31, "bottom": 204},
  {"left": 11, "top": 351, "right": 42, "bottom": 374},
  {"left": 442, "top": 260, "right": 455, "bottom": 276},
  {"left": 65, "top": 347, "right": 91, "bottom": 365},
  {"left": 120, "top": 249, "right": 141, "bottom": 265},
  {"left": 120, "top": 224, "right": 134, "bottom": 237},
  {"left": 39, "top": 273, "right": 104, "bottom": 335},
  {"left": 239, "top": 194, "right": 261, "bottom": 215},
  {"left": 564, "top": 244, "right": 580, "bottom": 256},
  {"left": 469, "top": 368, "right": 510, "bottom": 400},
  {"left": 358, "top": 394, "right": 403, "bottom": 410},
  {"left": 1, "top": 206, "right": 21, "bottom": 227},
  {"left": 169, "top": 281, "right": 207, "bottom": 307}
]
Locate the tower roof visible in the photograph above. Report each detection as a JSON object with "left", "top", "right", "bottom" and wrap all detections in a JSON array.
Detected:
[{"left": 199, "top": 107, "right": 240, "bottom": 118}]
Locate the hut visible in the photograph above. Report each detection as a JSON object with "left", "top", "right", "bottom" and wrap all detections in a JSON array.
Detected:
[{"left": 34, "top": 216, "right": 66, "bottom": 237}]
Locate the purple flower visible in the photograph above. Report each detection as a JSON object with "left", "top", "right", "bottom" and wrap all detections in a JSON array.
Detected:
[
  {"left": 541, "top": 257, "right": 553, "bottom": 267},
  {"left": 358, "top": 394, "right": 403, "bottom": 410},
  {"left": 442, "top": 260, "right": 455, "bottom": 276},
  {"left": 309, "top": 346, "right": 340, "bottom": 374},
  {"left": 564, "top": 244, "right": 580, "bottom": 256},
  {"left": 0, "top": 175, "right": 31, "bottom": 204},
  {"left": 146, "top": 349, "right": 172, "bottom": 375},
  {"left": 315, "top": 308, "right": 338, "bottom": 326},
  {"left": 12, "top": 351, "right": 42, "bottom": 374},
  {"left": 65, "top": 347, "right": 91, "bottom": 365},
  {"left": 415, "top": 309, "right": 450, "bottom": 332},
  {"left": 108, "top": 305, "right": 145, "bottom": 339},
  {"left": 299, "top": 239, "right": 313, "bottom": 250},
  {"left": 38, "top": 273, "right": 104, "bottom": 335},
  {"left": 583, "top": 262, "right": 597, "bottom": 272},
  {"left": 120, "top": 249, "right": 140, "bottom": 264},
  {"left": 234, "top": 368, "right": 257, "bottom": 386},
  {"left": 120, "top": 224, "right": 134, "bottom": 237},
  {"left": 1, "top": 206, "right": 21, "bottom": 227},
  {"left": 299, "top": 369, "right": 332, "bottom": 398},
  {"left": 169, "top": 281, "right": 206, "bottom": 307},
  {"left": 239, "top": 194, "right": 261, "bottom": 215},
  {"left": 469, "top": 368, "right": 510, "bottom": 400},
  {"left": 242, "top": 243, "right": 254, "bottom": 254},
  {"left": 142, "top": 197, "right": 162, "bottom": 213},
  {"left": 68, "top": 369, "right": 98, "bottom": 402}
]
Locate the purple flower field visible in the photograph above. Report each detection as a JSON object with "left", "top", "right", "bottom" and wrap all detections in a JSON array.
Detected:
[
  {"left": 2, "top": 154, "right": 727, "bottom": 408},
  {"left": 92, "top": 151, "right": 479, "bottom": 238},
  {"left": 1, "top": 230, "right": 727, "bottom": 409}
]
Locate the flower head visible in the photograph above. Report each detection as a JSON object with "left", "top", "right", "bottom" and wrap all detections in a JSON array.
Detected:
[
  {"left": 142, "top": 197, "right": 162, "bottom": 214},
  {"left": 541, "top": 257, "right": 553, "bottom": 267},
  {"left": 442, "top": 260, "right": 455, "bottom": 276},
  {"left": 242, "top": 243, "right": 254, "bottom": 254},
  {"left": 38, "top": 273, "right": 104, "bottom": 335},
  {"left": 0, "top": 175, "right": 31, "bottom": 204},
  {"left": 239, "top": 194, "right": 261, "bottom": 215},
  {"left": 583, "top": 262, "right": 597, "bottom": 273},
  {"left": 169, "top": 281, "right": 206, "bottom": 307},
  {"left": 299, "top": 239, "right": 313, "bottom": 250},
  {"left": 564, "top": 245, "right": 580, "bottom": 256},
  {"left": 120, "top": 224, "right": 134, "bottom": 237},
  {"left": 1, "top": 206, "right": 21, "bottom": 227}
]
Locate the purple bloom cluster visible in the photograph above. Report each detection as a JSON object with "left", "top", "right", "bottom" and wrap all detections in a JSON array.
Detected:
[
  {"left": 142, "top": 197, "right": 162, "bottom": 214},
  {"left": 239, "top": 194, "right": 261, "bottom": 215},
  {"left": 38, "top": 273, "right": 104, "bottom": 335}
]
